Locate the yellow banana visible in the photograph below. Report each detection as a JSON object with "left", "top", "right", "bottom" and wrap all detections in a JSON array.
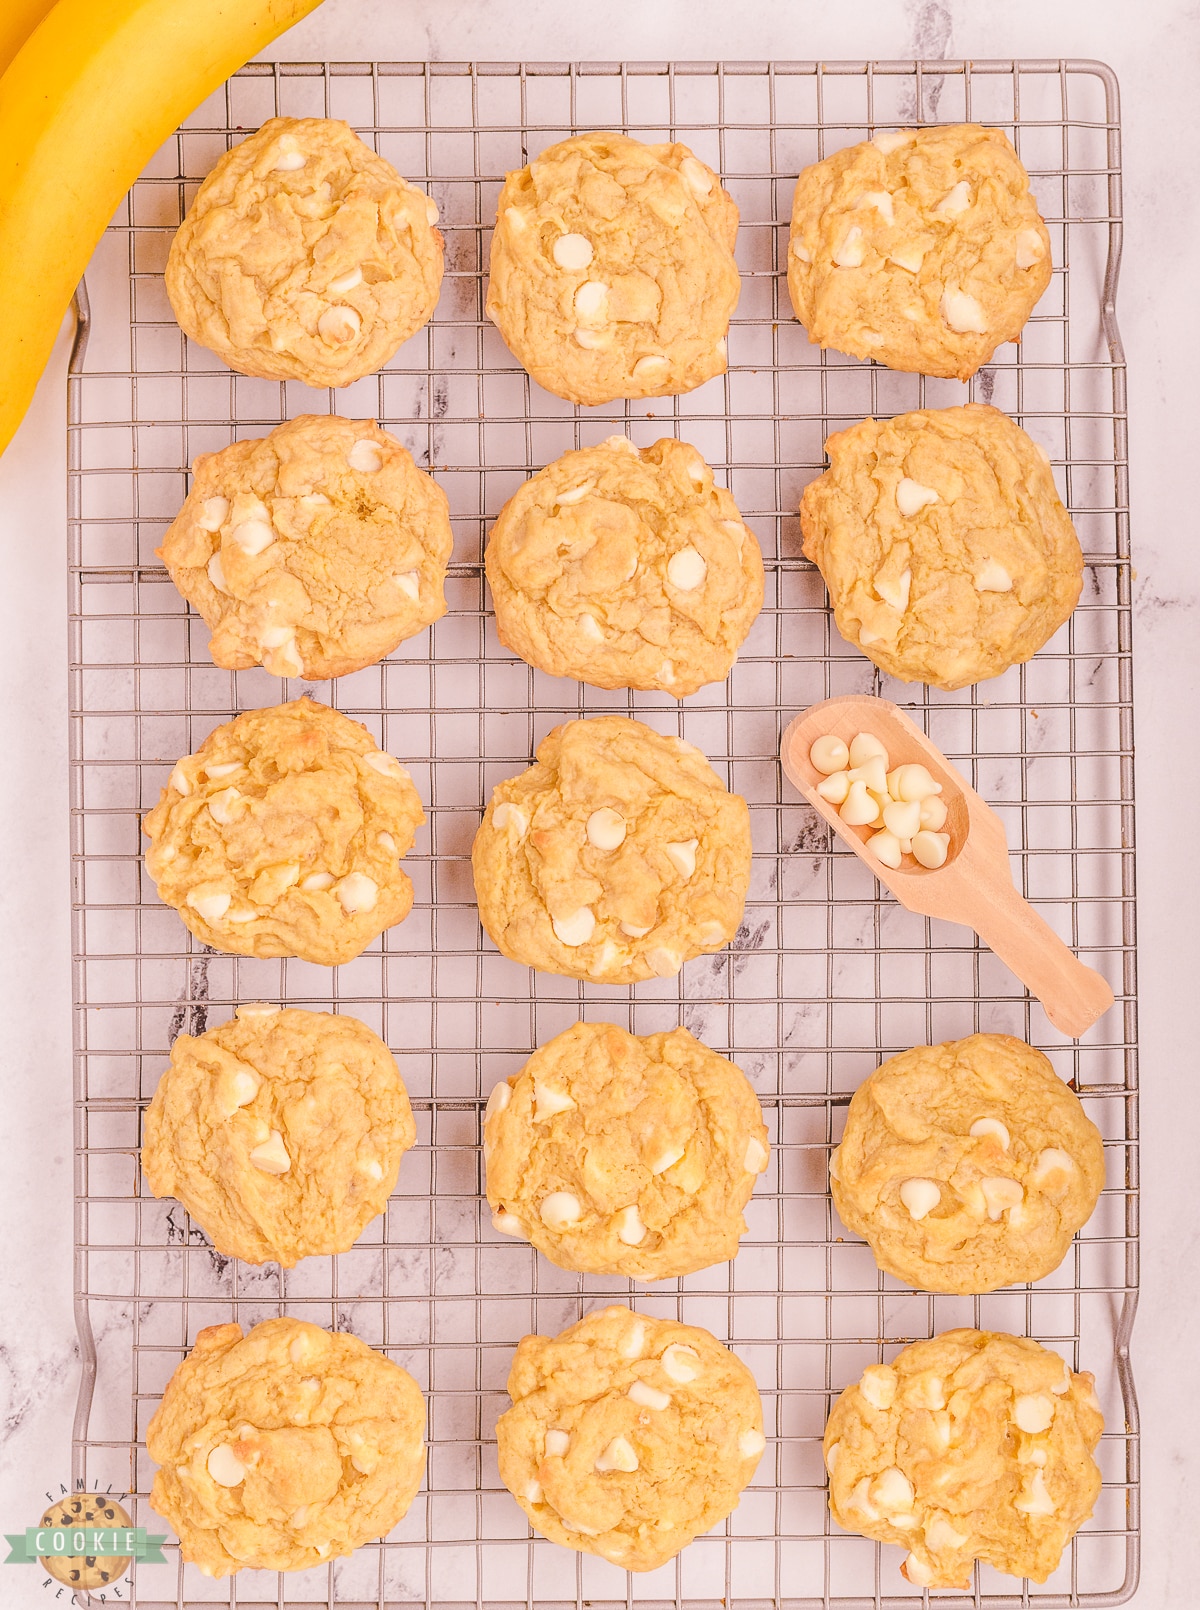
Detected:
[
  {"left": 0, "top": 0, "right": 57, "bottom": 78},
  {"left": 0, "top": 0, "right": 326, "bottom": 460}
]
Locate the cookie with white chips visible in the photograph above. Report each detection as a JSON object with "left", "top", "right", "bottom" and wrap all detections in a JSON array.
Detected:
[
  {"left": 159, "top": 415, "right": 452, "bottom": 679},
  {"left": 485, "top": 435, "right": 763, "bottom": 696},
  {"left": 496, "top": 1305, "right": 765, "bottom": 1571},
  {"left": 787, "top": 123, "right": 1051, "bottom": 379},
  {"left": 487, "top": 131, "right": 740, "bottom": 405},
  {"left": 485, "top": 1021, "right": 769, "bottom": 1278},
  {"left": 824, "top": 1328, "right": 1102, "bottom": 1589},
  {"left": 143, "top": 698, "right": 424, "bottom": 966},
  {"left": 471, "top": 716, "right": 751, "bottom": 984}
]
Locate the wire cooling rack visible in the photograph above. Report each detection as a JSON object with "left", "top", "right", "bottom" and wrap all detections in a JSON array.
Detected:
[{"left": 66, "top": 57, "right": 1137, "bottom": 1610}]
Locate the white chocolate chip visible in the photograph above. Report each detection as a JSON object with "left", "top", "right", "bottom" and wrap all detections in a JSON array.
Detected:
[
  {"left": 552, "top": 907, "right": 595, "bottom": 947},
  {"left": 235, "top": 1002, "right": 280, "bottom": 1020},
  {"left": 891, "top": 764, "right": 941, "bottom": 802},
  {"left": 1016, "top": 228, "right": 1045, "bottom": 269},
  {"left": 840, "top": 780, "right": 882, "bottom": 827},
  {"left": 544, "top": 1429, "right": 570, "bottom": 1457},
  {"left": 485, "top": 1081, "right": 511, "bottom": 1121},
  {"left": 364, "top": 750, "right": 410, "bottom": 781},
  {"left": 882, "top": 799, "right": 921, "bottom": 839},
  {"left": 187, "top": 889, "right": 231, "bottom": 922},
  {"left": 810, "top": 735, "right": 850, "bottom": 774},
  {"left": 870, "top": 1466, "right": 915, "bottom": 1515},
  {"left": 857, "top": 189, "right": 895, "bottom": 225},
  {"left": 317, "top": 305, "right": 362, "bottom": 345},
  {"left": 1031, "top": 1147, "right": 1076, "bottom": 1183},
  {"left": 827, "top": 1145, "right": 842, "bottom": 1183},
  {"left": 896, "top": 477, "right": 940, "bottom": 516},
  {"left": 533, "top": 1081, "right": 577, "bottom": 1120},
  {"left": 206, "top": 552, "right": 228, "bottom": 593},
  {"left": 848, "top": 733, "right": 888, "bottom": 768},
  {"left": 875, "top": 567, "right": 911, "bottom": 612},
  {"left": 664, "top": 838, "right": 698, "bottom": 879},
  {"left": 249, "top": 1129, "right": 291, "bottom": 1175},
  {"left": 206, "top": 1444, "right": 246, "bottom": 1486},
  {"left": 259, "top": 624, "right": 296, "bottom": 651},
  {"left": 595, "top": 1435, "right": 638, "bottom": 1473},
  {"left": 577, "top": 612, "right": 603, "bottom": 640},
  {"left": 791, "top": 240, "right": 812, "bottom": 264},
  {"left": 858, "top": 1364, "right": 897, "bottom": 1410},
  {"left": 208, "top": 786, "right": 246, "bottom": 827},
  {"left": 899, "top": 1177, "right": 940, "bottom": 1220},
  {"left": 925, "top": 1515, "right": 968, "bottom": 1551},
  {"left": 359, "top": 1158, "right": 384, "bottom": 1181},
  {"left": 223, "top": 1068, "right": 260, "bottom": 1112},
  {"left": 872, "top": 129, "right": 915, "bottom": 154},
  {"left": 661, "top": 1344, "right": 701, "bottom": 1384},
  {"left": 347, "top": 439, "right": 382, "bottom": 473},
  {"left": 970, "top": 1116, "right": 1011, "bottom": 1149},
  {"left": 326, "top": 265, "right": 363, "bottom": 295},
  {"left": 911, "top": 830, "right": 950, "bottom": 869},
  {"left": 229, "top": 518, "right": 275, "bottom": 556},
  {"left": 620, "top": 921, "right": 653, "bottom": 939},
  {"left": 522, "top": 1478, "right": 543, "bottom": 1504},
  {"left": 539, "top": 1191, "right": 583, "bottom": 1229},
  {"left": 619, "top": 1319, "right": 647, "bottom": 1360},
  {"left": 975, "top": 559, "right": 1013, "bottom": 592},
  {"left": 197, "top": 496, "right": 229, "bottom": 531},
  {"left": 1014, "top": 1468, "right": 1056, "bottom": 1516},
  {"left": 936, "top": 180, "right": 972, "bottom": 217},
  {"left": 554, "top": 481, "right": 595, "bottom": 507},
  {"left": 903, "top": 1552, "right": 935, "bottom": 1587},
  {"left": 848, "top": 754, "right": 888, "bottom": 793},
  {"left": 632, "top": 354, "right": 669, "bottom": 377},
  {"left": 744, "top": 1136, "right": 768, "bottom": 1173},
  {"left": 847, "top": 1476, "right": 880, "bottom": 1520},
  {"left": 868, "top": 828, "right": 903, "bottom": 869},
  {"left": 816, "top": 771, "right": 851, "bottom": 805},
  {"left": 491, "top": 1210, "right": 522, "bottom": 1236},
  {"left": 615, "top": 1204, "right": 647, "bottom": 1245},
  {"left": 649, "top": 1143, "right": 685, "bottom": 1176},
  {"left": 908, "top": 1372, "right": 946, "bottom": 1410},
  {"left": 377, "top": 831, "right": 397, "bottom": 855},
  {"left": 918, "top": 794, "right": 948, "bottom": 831},
  {"left": 586, "top": 807, "right": 627, "bottom": 851},
  {"left": 888, "top": 244, "right": 926, "bottom": 273},
  {"left": 335, "top": 872, "right": 378, "bottom": 914},
  {"left": 424, "top": 195, "right": 439, "bottom": 225},
  {"left": 169, "top": 763, "right": 192, "bottom": 795},
  {"left": 393, "top": 570, "right": 421, "bottom": 601},
  {"left": 832, "top": 225, "right": 865, "bottom": 268},
  {"left": 574, "top": 328, "right": 610, "bottom": 350},
  {"left": 491, "top": 801, "right": 528, "bottom": 837},
  {"left": 628, "top": 1378, "right": 670, "bottom": 1410},
  {"left": 738, "top": 1428, "right": 766, "bottom": 1459},
  {"left": 553, "top": 232, "right": 594, "bottom": 270},
  {"left": 666, "top": 545, "right": 707, "bottom": 591},
  {"left": 291, "top": 1505, "right": 309, "bottom": 1526},
  {"left": 646, "top": 946, "right": 682, "bottom": 978},
  {"left": 573, "top": 279, "right": 609, "bottom": 322},
  {"left": 1014, "top": 1392, "right": 1056, "bottom": 1434},
  {"left": 679, "top": 154, "right": 714, "bottom": 196},
  {"left": 298, "top": 871, "right": 332, "bottom": 893},
  {"left": 274, "top": 147, "right": 306, "bottom": 171},
  {"left": 940, "top": 286, "right": 988, "bottom": 334},
  {"left": 825, "top": 1441, "right": 840, "bottom": 1475},
  {"left": 981, "top": 1175, "right": 1024, "bottom": 1220},
  {"left": 698, "top": 920, "right": 726, "bottom": 946}
]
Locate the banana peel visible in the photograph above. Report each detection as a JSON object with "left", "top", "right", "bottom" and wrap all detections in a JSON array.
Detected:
[
  {"left": 0, "top": 0, "right": 326, "bottom": 460},
  {"left": 0, "top": 0, "right": 57, "bottom": 78}
]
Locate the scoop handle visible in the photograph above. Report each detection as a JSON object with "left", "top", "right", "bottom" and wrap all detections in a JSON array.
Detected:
[{"left": 964, "top": 870, "right": 1115, "bottom": 1038}]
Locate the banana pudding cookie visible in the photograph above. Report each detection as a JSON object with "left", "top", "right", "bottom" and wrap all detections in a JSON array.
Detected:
[
  {"left": 159, "top": 415, "right": 451, "bottom": 679},
  {"left": 166, "top": 117, "right": 443, "bottom": 387},
  {"left": 496, "top": 1305, "right": 765, "bottom": 1571},
  {"left": 144, "top": 698, "right": 424, "bottom": 966},
  {"left": 829, "top": 1034, "right": 1104, "bottom": 1294},
  {"left": 824, "top": 1329, "right": 1102, "bottom": 1588},
  {"left": 142, "top": 1004, "right": 415, "bottom": 1267},
  {"left": 147, "top": 1317, "right": 425, "bottom": 1576},
  {"left": 787, "top": 123, "right": 1051, "bottom": 379},
  {"left": 472, "top": 716, "right": 751, "bottom": 984},
  {"left": 485, "top": 435, "right": 763, "bottom": 695},
  {"left": 800, "top": 404, "right": 1083, "bottom": 689},
  {"left": 485, "top": 1022, "right": 769, "bottom": 1278},
  {"left": 487, "top": 131, "right": 740, "bottom": 405}
]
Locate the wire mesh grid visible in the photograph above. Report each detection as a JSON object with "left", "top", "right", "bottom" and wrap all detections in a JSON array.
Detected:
[{"left": 65, "top": 57, "right": 1138, "bottom": 1610}]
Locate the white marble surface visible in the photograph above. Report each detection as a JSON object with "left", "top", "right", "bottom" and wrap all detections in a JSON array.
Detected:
[{"left": 0, "top": 0, "right": 1196, "bottom": 1604}]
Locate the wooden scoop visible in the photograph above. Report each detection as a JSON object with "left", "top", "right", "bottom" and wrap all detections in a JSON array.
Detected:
[{"left": 781, "top": 695, "right": 1114, "bottom": 1039}]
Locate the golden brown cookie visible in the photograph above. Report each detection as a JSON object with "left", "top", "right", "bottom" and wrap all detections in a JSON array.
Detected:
[
  {"left": 166, "top": 117, "right": 443, "bottom": 386},
  {"left": 142, "top": 1004, "right": 415, "bottom": 1267},
  {"left": 800, "top": 404, "right": 1083, "bottom": 689},
  {"left": 147, "top": 1317, "right": 425, "bottom": 1577},
  {"left": 496, "top": 1305, "right": 764, "bottom": 1571},
  {"left": 486, "top": 131, "right": 739, "bottom": 405},
  {"left": 158, "top": 415, "right": 451, "bottom": 680},
  {"left": 37, "top": 1495, "right": 132, "bottom": 1591},
  {"left": 472, "top": 716, "right": 751, "bottom": 984},
  {"left": 829, "top": 1034, "right": 1105, "bottom": 1294},
  {"left": 824, "top": 1329, "right": 1102, "bottom": 1588},
  {"left": 485, "top": 1021, "right": 768, "bottom": 1278},
  {"left": 787, "top": 124, "right": 1051, "bottom": 379},
  {"left": 485, "top": 436, "right": 763, "bottom": 696},
  {"left": 143, "top": 698, "right": 424, "bottom": 966}
]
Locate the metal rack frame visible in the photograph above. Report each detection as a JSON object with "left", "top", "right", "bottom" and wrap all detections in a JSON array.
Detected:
[{"left": 67, "top": 57, "right": 1138, "bottom": 1609}]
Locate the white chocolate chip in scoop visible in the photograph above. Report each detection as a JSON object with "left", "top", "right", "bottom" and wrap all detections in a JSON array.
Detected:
[
  {"left": 815, "top": 772, "right": 850, "bottom": 805},
  {"left": 896, "top": 477, "right": 939, "bottom": 516},
  {"left": 317, "top": 305, "right": 362, "bottom": 345},
  {"left": 981, "top": 1175, "right": 1024, "bottom": 1220},
  {"left": 553, "top": 232, "right": 594, "bottom": 270},
  {"left": 858, "top": 1364, "right": 897, "bottom": 1410},
  {"left": 891, "top": 763, "right": 941, "bottom": 802},
  {"left": 347, "top": 438, "right": 383, "bottom": 473},
  {"left": 940, "top": 286, "right": 988, "bottom": 334},
  {"left": 868, "top": 828, "right": 903, "bottom": 869},
  {"left": 882, "top": 799, "right": 920, "bottom": 839},
  {"left": 661, "top": 1344, "right": 701, "bottom": 1383},
  {"left": 899, "top": 1178, "right": 941, "bottom": 1220},
  {"left": 919, "top": 794, "right": 948, "bottom": 831},
  {"left": 206, "top": 1444, "right": 246, "bottom": 1486},
  {"left": 667, "top": 545, "right": 707, "bottom": 591},
  {"left": 912, "top": 830, "right": 950, "bottom": 869},
  {"left": 832, "top": 225, "right": 865, "bottom": 268},
  {"left": 544, "top": 1429, "right": 570, "bottom": 1457},
  {"left": 628, "top": 1378, "right": 670, "bottom": 1410},
  {"left": 595, "top": 1436, "right": 638, "bottom": 1473},
  {"left": 840, "top": 780, "right": 882, "bottom": 827},
  {"left": 187, "top": 889, "right": 231, "bottom": 922},
  {"left": 970, "top": 1116, "right": 1011, "bottom": 1149},
  {"left": 974, "top": 559, "right": 1013, "bottom": 592},
  {"left": 679, "top": 154, "right": 714, "bottom": 196},
  {"left": 197, "top": 496, "right": 229, "bottom": 532},
  {"left": 664, "top": 838, "right": 698, "bottom": 879},
  {"left": 615, "top": 1204, "right": 646, "bottom": 1245},
  {"left": 936, "top": 180, "right": 972, "bottom": 217},
  {"left": 552, "top": 907, "right": 595, "bottom": 947},
  {"left": 334, "top": 872, "right": 378, "bottom": 914},
  {"left": 533, "top": 1081, "right": 576, "bottom": 1120},
  {"left": 586, "top": 807, "right": 627, "bottom": 851},
  {"left": 540, "top": 1191, "right": 582, "bottom": 1229},
  {"left": 1016, "top": 228, "right": 1046, "bottom": 269},
  {"left": 1013, "top": 1392, "right": 1056, "bottom": 1434},
  {"left": 849, "top": 733, "right": 888, "bottom": 768},
  {"left": 249, "top": 1129, "right": 291, "bottom": 1174},
  {"left": 491, "top": 801, "right": 528, "bottom": 837},
  {"left": 810, "top": 735, "right": 850, "bottom": 774}
]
